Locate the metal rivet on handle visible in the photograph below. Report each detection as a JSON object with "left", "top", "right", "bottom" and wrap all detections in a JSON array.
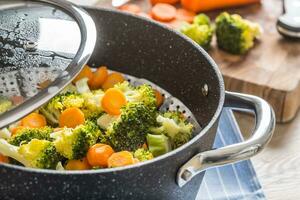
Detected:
[
  {"left": 24, "top": 41, "right": 37, "bottom": 51},
  {"left": 202, "top": 84, "right": 209, "bottom": 96}
]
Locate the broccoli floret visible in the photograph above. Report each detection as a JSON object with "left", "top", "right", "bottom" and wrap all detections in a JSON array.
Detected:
[
  {"left": 150, "top": 111, "right": 193, "bottom": 149},
  {"left": 39, "top": 92, "right": 85, "bottom": 125},
  {"left": 114, "top": 82, "right": 156, "bottom": 108},
  {"left": 75, "top": 78, "right": 91, "bottom": 94},
  {"left": 97, "top": 113, "right": 119, "bottom": 130},
  {"left": 193, "top": 13, "right": 211, "bottom": 26},
  {"left": 9, "top": 127, "right": 53, "bottom": 146},
  {"left": 134, "top": 148, "right": 153, "bottom": 161},
  {"left": 0, "top": 138, "right": 61, "bottom": 169},
  {"left": 81, "top": 90, "right": 105, "bottom": 117},
  {"left": 51, "top": 121, "right": 101, "bottom": 160},
  {"left": 180, "top": 14, "right": 214, "bottom": 50},
  {"left": 0, "top": 96, "right": 13, "bottom": 114},
  {"left": 146, "top": 133, "right": 171, "bottom": 157},
  {"left": 215, "top": 12, "right": 262, "bottom": 54},
  {"left": 106, "top": 102, "right": 157, "bottom": 151}
]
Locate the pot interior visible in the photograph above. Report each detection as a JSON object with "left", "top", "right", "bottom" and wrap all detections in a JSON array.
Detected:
[{"left": 87, "top": 8, "right": 224, "bottom": 128}]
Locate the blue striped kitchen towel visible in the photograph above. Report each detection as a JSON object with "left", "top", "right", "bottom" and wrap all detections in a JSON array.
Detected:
[{"left": 197, "top": 109, "right": 266, "bottom": 200}]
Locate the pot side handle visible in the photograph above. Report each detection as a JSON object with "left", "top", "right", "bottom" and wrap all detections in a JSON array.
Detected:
[{"left": 177, "top": 91, "right": 275, "bottom": 187}]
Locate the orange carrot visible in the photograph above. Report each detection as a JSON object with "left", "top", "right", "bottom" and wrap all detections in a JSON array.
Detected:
[
  {"left": 10, "top": 126, "right": 26, "bottom": 136},
  {"left": 108, "top": 151, "right": 135, "bottom": 168},
  {"left": 21, "top": 113, "right": 47, "bottom": 128},
  {"left": 87, "top": 144, "right": 115, "bottom": 167},
  {"left": 175, "top": 8, "right": 196, "bottom": 23},
  {"left": 0, "top": 154, "right": 9, "bottom": 163},
  {"left": 101, "top": 88, "right": 127, "bottom": 115},
  {"left": 153, "top": 89, "right": 164, "bottom": 107},
  {"left": 59, "top": 107, "right": 85, "bottom": 128},
  {"left": 89, "top": 66, "right": 109, "bottom": 90},
  {"left": 150, "top": 0, "right": 179, "bottom": 5},
  {"left": 72, "top": 65, "right": 94, "bottom": 84},
  {"left": 65, "top": 158, "right": 91, "bottom": 170},
  {"left": 181, "top": 0, "right": 260, "bottom": 12},
  {"left": 102, "top": 72, "right": 125, "bottom": 91},
  {"left": 151, "top": 3, "right": 177, "bottom": 22},
  {"left": 119, "top": 4, "right": 142, "bottom": 14}
]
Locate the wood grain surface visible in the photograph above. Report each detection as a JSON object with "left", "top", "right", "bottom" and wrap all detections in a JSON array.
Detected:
[
  {"left": 207, "top": 0, "right": 300, "bottom": 123},
  {"left": 236, "top": 111, "right": 300, "bottom": 200}
]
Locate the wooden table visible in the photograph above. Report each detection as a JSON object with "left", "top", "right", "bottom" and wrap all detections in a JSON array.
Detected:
[
  {"left": 70, "top": 0, "right": 300, "bottom": 199},
  {"left": 236, "top": 112, "right": 300, "bottom": 200}
]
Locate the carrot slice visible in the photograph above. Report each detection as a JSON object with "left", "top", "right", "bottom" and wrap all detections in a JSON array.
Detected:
[
  {"left": 119, "top": 4, "right": 141, "bottom": 14},
  {"left": 0, "top": 154, "right": 9, "bottom": 163},
  {"left": 21, "top": 113, "right": 47, "bottom": 128},
  {"left": 101, "top": 88, "right": 127, "bottom": 115},
  {"left": 87, "top": 143, "right": 115, "bottom": 167},
  {"left": 175, "top": 8, "right": 196, "bottom": 23},
  {"left": 102, "top": 72, "right": 125, "bottom": 91},
  {"left": 65, "top": 158, "right": 91, "bottom": 170},
  {"left": 89, "top": 66, "right": 109, "bottom": 90},
  {"left": 154, "top": 89, "right": 164, "bottom": 107},
  {"left": 108, "top": 151, "right": 135, "bottom": 168},
  {"left": 72, "top": 65, "right": 94, "bottom": 84},
  {"left": 59, "top": 107, "right": 85, "bottom": 128},
  {"left": 10, "top": 126, "right": 26, "bottom": 136},
  {"left": 150, "top": 0, "right": 179, "bottom": 5},
  {"left": 151, "top": 3, "right": 176, "bottom": 22}
]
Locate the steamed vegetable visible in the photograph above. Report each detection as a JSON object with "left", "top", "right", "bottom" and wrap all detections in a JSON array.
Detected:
[
  {"left": 215, "top": 12, "right": 262, "bottom": 54},
  {"left": 106, "top": 102, "right": 157, "bottom": 151},
  {"left": 51, "top": 121, "right": 102, "bottom": 160},
  {"left": 65, "top": 157, "right": 91, "bottom": 170},
  {"left": 59, "top": 107, "right": 85, "bottom": 128},
  {"left": 114, "top": 82, "right": 157, "bottom": 108},
  {"left": 21, "top": 113, "right": 47, "bottom": 128},
  {"left": 0, "top": 139, "right": 61, "bottom": 169},
  {"left": 150, "top": 111, "right": 193, "bottom": 149},
  {"left": 180, "top": 14, "right": 214, "bottom": 50},
  {"left": 73, "top": 65, "right": 94, "bottom": 84},
  {"left": 108, "top": 151, "right": 135, "bottom": 168},
  {"left": 87, "top": 143, "right": 114, "bottom": 167},
  {"left": 102, "top": 72, "right": 125, "bottom": 91},
  {"left": 101, "top": 88, "right": 127, "bottom": 115},
  {"left": 134, "top": 148, "right": 154, "bottom": 161},
  {"left": 9, "top": 127, "right": 53, "bottom": 146},
  {"left": 89, "top": 66, "right": 108, "bottom": 90},
  {"left": 39, "top": 92, "right": 85, "bottom": 125},
  {"left": 146, "top": 133, "right": 171, "bottom": 156}
]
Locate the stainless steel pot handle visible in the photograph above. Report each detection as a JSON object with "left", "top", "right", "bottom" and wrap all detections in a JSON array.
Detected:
[{"left": 177, "top": 91, "right": 275, "bottom": 187}]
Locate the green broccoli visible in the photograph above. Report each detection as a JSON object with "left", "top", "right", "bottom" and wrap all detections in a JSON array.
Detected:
[
  {"left": 97, "top": 113, "right": 119, "bottom": 130},
  {"left": 134, "top": 148, "right": 154, "bottom": 161},
  {"left": 0, "top": 96, "right": 13, "bottom": 114},
  {"left": 180, "top": 14, "right": 214, "bottom": 50},
  {"left": 9, "top": 126, "right": 53, "bottom": 146},
  {"left": 81, "top": 90, "right": 105, "bottom": 117},
  {"left": 0, "top": 138, "right": 61, "bottom": 169},
  {"left": 39, "top": 92, "right": 85, "bottom": 125},
  {"left": 146, "top": 133, "right": 171, "bottom": 157},
  {"left": 51, "top": 120, "right": 101, "bottom": 160},
  {"left": 215, "top": 12, "right": 262, "bottom": 54},
  {"left": 114, "top": 82, "right": 156, "bottom": 108},
  {"left": 106, "top": 102, "right": 157, "bottom": 151},
  {"left": 150, "top": 111, "right": 193, "bottom": 149},
  {"left": 193, "top": 13, "right": 211, "bottom": 26}
]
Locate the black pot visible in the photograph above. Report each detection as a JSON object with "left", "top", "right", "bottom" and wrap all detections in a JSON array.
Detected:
[{"left": 0, "top": 5, "right": 275, "bottom": 200}]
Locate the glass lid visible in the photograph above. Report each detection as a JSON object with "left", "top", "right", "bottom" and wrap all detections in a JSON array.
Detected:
[{"left": 0, "top": 0, "right": 97, "bottom": 128}]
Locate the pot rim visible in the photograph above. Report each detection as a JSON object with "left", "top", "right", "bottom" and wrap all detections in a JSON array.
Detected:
[{"left": 0, "top": 7, "right": 225, "bottom": 174}]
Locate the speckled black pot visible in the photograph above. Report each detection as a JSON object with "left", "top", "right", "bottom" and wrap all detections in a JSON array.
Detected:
[{"left": 0, "top": 7, "right": 225, "bottom": 200}]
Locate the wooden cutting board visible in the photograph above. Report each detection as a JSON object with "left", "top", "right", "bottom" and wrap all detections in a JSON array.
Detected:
[
  {"left": 96, "top": 0, "right": 300, "bottom": 123},
  {"left": 208, "top": 0, "right": 300, "bottom": 123}
]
